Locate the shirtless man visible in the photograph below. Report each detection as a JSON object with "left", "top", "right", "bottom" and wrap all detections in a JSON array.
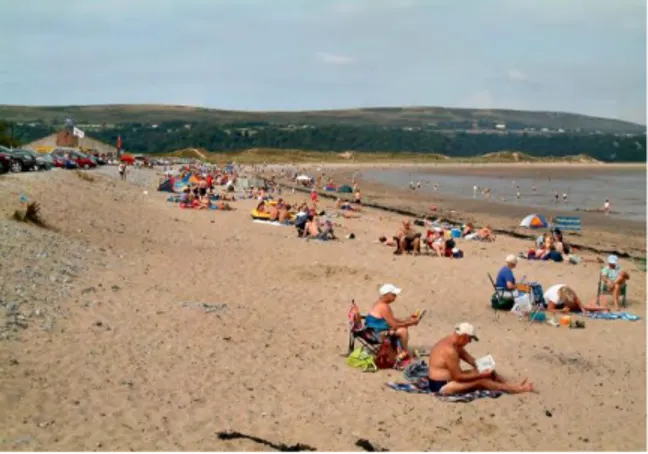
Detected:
[
  {"left": 278, "top": 204, "right": 292, "bottom": 224},
  {"left": 395, "top": 220, "right": 421, "bottom": 255},
  {"left": 427, "top": 323, "right": 534, "bottom": 395}
]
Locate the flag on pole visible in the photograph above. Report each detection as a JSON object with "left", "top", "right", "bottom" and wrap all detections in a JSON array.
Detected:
[
  {"left": 73, "top": 127, "right": 85, "bottom": 138},
  {"left": 117, "top": 135, "right": 122, "bottom": 150}
]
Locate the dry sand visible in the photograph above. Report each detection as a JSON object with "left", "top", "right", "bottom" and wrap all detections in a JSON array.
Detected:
[{"left": 0, "top": 166, "right": 645, "bottom": 451}]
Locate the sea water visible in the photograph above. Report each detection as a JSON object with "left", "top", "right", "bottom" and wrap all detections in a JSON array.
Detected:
[{"left": 362, "top": 167, "right": 647, "bottom": 222}]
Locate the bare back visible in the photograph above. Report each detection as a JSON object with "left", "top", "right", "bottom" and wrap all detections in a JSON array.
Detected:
[{"left": 428, "top": 335, "right": 460, "bottom": 381}]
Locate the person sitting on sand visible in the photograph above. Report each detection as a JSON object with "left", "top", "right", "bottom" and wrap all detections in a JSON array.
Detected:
[
  {"left": 268, "top": 202, "right": 280, "bottom": 222},
  {"left": 551, "top": 228, "right": 570, "bottom": 255},
  {"left": 353, "top": 190, "right": 362, "bottom": 204},
  {"left": 256, "top": 200, "right": 267, "bottom": 213},
  {"left": 591, "top": 255, "right": 630, "bottom": 311},
  {"left": 218, "top": 201, "right": 234, "bottom": 211},
  {"left": 476, "top": 224, "right": 495, "bottom": 241},
  {"left": 365, "top": 284, "right": 420, "bottom": 361},
  {"left": 495, "top": 255, "right": 527, "bottom": 298},
  {"left": 278, "top": 204, "right": 292, "bottom": 225},
  {"left": 198, "top": 194, "right": 211, "bottom": 210},
  {"left": 395, "top": 220, "right": 421, "bottom": 255},
  {"left": 426, "top": 323, "right": 534, "bottom": 395},
  {"left": 304, "top": 215, "right": 334, "bottom": 240},
  {"left": 426, "top": 228, "right": 445, "bottom": 257},
  {"left": 543, "top": 284, "right": 609, "bottom": 314}
]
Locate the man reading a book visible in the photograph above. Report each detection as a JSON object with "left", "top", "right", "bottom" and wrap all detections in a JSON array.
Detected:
[{"left": 427, "top": 323, "right": 534, "bottom": 395}]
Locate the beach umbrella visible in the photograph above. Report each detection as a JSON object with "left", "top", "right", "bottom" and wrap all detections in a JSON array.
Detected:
[{"left": 519, "top": 214, "right": 548, "bottom": 229}]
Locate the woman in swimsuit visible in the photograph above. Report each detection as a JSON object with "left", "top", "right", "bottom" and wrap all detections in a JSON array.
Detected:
[{"left": 365, "top": 285, "right": 420, "bottom": 360}]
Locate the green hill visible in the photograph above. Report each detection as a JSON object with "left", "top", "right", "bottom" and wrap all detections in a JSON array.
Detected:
[{"left": 0, "top": 104, "right": 643, "bottom": 133}]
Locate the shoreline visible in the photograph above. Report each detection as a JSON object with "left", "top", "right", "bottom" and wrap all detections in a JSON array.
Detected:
[{"left": 262, "top": 165, "right": 646, "bottom": 258}]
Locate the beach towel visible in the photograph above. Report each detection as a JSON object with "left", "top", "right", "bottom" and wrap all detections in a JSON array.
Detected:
[
  {"left": 403, "top": 360, "right": 429, "bottom": 382},
  {"left": 386, "top": 381, "right": 505, "bottom": 403},
  {"left": 587, "top": 312, "right": 640, "bottom": 321},
  {"left": 252, "top": 220, "right": 284, "bottom": 227}
]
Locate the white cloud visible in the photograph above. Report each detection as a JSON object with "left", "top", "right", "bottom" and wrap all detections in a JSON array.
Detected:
[
  {"left": 507, "top": 69, "right": 528, "bottom": 82},
  {"left": 315, "top": 52, "right": 355, "bottom": 65}
]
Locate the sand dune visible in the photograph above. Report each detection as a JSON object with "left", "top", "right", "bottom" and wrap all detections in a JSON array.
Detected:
[{"left": 0, "top": 167, "right": 645, "bottom": 451}]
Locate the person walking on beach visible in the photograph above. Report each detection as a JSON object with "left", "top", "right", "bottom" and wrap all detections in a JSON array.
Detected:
[
  {"left": 516, "top": 186, "right": 521, "bottom": 199},
  {"left": 426, "top": 323, "right": 534, "bottom": 395},
  {"left": 553, "top": 191, "right": 559, "bottom": 203},
  {"left": 562, "top": 193, "right": 568, "bottom": 204},
  {"left": 603, "top": 199, "right": 611, "bottom": 215},
  {"left": 473, "top": 185, "right": 478, "bottom": 198},
  {"left": 532, "top": 185, "right": 536, "bottom": 195}
]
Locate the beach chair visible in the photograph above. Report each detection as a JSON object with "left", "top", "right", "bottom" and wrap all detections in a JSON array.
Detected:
[
  {"left": 487, "top": 273, "right": 515, "bottom": 313},
  {"left": 595, "top": 271, "right": 628, "bottom": 308},
  {"left": 347, "top": 300, "right": 397, "bottom": 356}
]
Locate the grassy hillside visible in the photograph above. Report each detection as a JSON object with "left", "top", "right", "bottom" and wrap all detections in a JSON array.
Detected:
[
  {"left": 158, "top": 148, "right": 607, "bottom": 165},
  {"left": 0, "top": 104, "right": 643, "bottom": 133}
]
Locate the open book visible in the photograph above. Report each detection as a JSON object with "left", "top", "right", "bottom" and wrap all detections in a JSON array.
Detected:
[{"left": 475, "top": 354, "right": 496, "bottom": 373}]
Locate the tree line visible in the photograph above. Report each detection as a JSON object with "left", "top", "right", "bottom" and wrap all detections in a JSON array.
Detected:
[{"left": 6, "top": 120, "right": 646, "bottom": 162}]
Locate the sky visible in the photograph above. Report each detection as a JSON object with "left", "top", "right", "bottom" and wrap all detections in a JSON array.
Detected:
[{"left": 0, "top": 0, "right": 646, "bottom": 124}]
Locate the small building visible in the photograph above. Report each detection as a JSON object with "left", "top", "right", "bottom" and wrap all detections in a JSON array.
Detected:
[
  {"left": 495, "top": 123, "right": 506, "bottom": 130},
  {"left": 24, "top": 130, "right": 119, "bottom": 157}
]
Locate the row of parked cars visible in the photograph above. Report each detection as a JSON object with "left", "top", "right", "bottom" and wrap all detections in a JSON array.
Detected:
[{"left": 0, "top": 146, "right": 110, "bottom": 174}]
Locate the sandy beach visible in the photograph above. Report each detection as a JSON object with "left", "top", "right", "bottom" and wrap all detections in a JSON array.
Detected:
[
  {"left": 0, "top": 166, "right": 645, "bottom": 451},
  {"left": 273, "top": 163, "right": 646, "bottom": 258}
]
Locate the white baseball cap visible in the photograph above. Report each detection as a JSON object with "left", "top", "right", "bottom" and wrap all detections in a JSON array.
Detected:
[
  {"left": 608, "top": 255, "right": 619, "bottom": 265},
  {"left": 505, "top": 254, "right": 518, "bottom": 264},
  {"left": 455, "top": 322, "right": 479, "bottom": 341},
  {"left": 379, "top": 283, "right": 402, "bottom": 296}
]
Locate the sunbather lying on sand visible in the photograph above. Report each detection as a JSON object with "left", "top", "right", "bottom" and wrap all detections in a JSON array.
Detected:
[
  {"left": 366, "top": 284, "right": 420, "bottom": 361},
  {"left": 462, "top": 223, "right": 475, "bottom": 237},
  {"left": 395, "top": 220, "right": 421, "bottom": 255},
  {"left": 543, "top": 285, "right": 609, "bottom": 314},
  {"left": 378, "top": 236, "right": 396, "bottom": 247},
  {"left": 427, "top": 323, "right": 533, "bottom": 395}
]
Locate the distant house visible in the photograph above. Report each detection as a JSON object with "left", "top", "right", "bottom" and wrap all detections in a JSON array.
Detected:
[
  {"left": 495, "top": 123, "right": 506, "bottom": 130},
  {"left": 24, "top": 129, "right": 119, "bottom": 156}
]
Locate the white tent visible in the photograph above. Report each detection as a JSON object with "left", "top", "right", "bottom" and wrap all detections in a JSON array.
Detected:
[{"left": 296, "top": 175, "right": 312, "bottom": 182}]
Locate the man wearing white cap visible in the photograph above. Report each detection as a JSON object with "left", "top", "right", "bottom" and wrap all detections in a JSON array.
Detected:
[
  {"left": 596, "top": 255, "right": 630, "bottom": 311},
  {"left": 365, "top": 284, "right": 421, "bottom": 358},
  {"left": 426, "top": 323, "right": 534, "bottom": 395}
]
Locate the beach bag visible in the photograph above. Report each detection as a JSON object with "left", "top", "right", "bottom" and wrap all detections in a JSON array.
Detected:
[
  {"left": 346, "top": 347, "right": 377, "bottom": 372},
  {"left": 491, "top": 293, "right": 515, "bottom": 311},
  {"left": 375, "top": 338, "right": 398, "bottom": 369}
]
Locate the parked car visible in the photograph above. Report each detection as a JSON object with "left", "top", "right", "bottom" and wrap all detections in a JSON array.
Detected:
[
  {"left": 49, "top": 153, "right": 77, "bottom": 169},
  {"left": 0, "top": 146, "right": 37, "bottom": 172},
  {"left": 0, "top": 150, "right": 11, "bottom": 174},
  {"left": 23, "top": 149, "right": 52, "bottom": 171},
  {"left": 51, "top": 149, "right": 97, "bottom": 169}
]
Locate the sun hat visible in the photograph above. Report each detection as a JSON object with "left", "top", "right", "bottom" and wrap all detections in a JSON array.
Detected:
[
  {"left": 455, "top": 322, "right": 479, "bottom": 341},
  {"left": 608, "top": 255, "right": 619, "bottom": 265},
  {"left": 379, "top": 283, "right": 402, "bottom": 296},
  {"left": 505, "top": 254, "right": 518, "bottom": 264}
]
